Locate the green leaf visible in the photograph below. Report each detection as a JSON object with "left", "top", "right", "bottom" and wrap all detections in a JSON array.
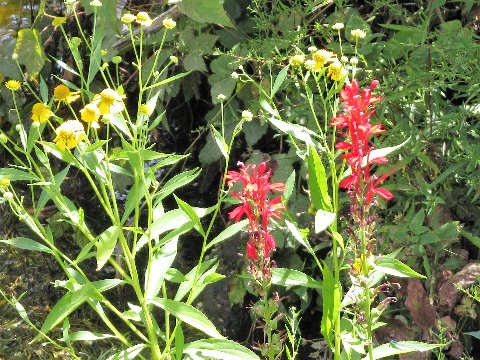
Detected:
[
  {"left": 179, "top": 0, "right": 234, "bottom": 28},
  {"left": 308, "top": 146, "right": 332, "bottom": 211},
  {"left": 464, "top": 331, "right": 480, "bottom": 340},
  {"left": 14, "top": 29, "right": 46, "bottom": 79},
  {"left": 0, "top": 237, "right": 53, "bottom": 254},
  {"left": 375, "top": 257, "right": 426, "bottom": 278},
  {"left": 332, "top": 231, "right": 344, "bottom": 250},
  {"left": 314, "top": 209, "right": 336, "bottom": 233},
  {"left": 145, "top": 237, "right": 178, "bottom": 301},
  {"left": 69, "top": 331, "right": 114, "bottom": 342},
  {"left": 272, "top": 268, "right": 322, "bottom": 289},
  {"left": 0, "top": 168, "right": 40, "bottom": 181},
  {"left": 155, "top": 168, "right": 201, "bottom": 202},
  {"left": 39, "top": 284, "right": 93, "bottom": 336},
  {"left": 366, "top": 341, "right": 444, "bottom": 360},
  {"left": 107, "top": 344, "right": 146, "bottom": 360},
  {"left": 321, "top": 262, "right": 340, "bottom": 348},
  {"left": 206, "top": 219, "right": 249, "bottom": 250},
  {"left": 283, "top": 170, "right": 295, "bottom": 202},
  {"left": 461, "top": 230, "right": 480, "bottom": 249},
  {"left": 269, "top": 117, "right": 316, "bottom": 146},
  {"left": 285, "top": 219, "right": 310, "bottom": 252},
  {"left": 271, "top": 65, "right": 289, "bottom": 97},
  {"left": 210, "top": 126, "right": 228, "bottom": 159},
  {"left": 175, "top": 325, "right": 185, "bottom": 360},
  {"left": 182, "top": 339, "right": 259, "bottom": 360},
  {"left": 175, "top": 195, "right": 205, "bottom": 236},
  {"left": 95, "top": 225, "right": 121, "bottom": 270},
  {"left": 151, "top": 298, "right": 223, "bottom": 339}
]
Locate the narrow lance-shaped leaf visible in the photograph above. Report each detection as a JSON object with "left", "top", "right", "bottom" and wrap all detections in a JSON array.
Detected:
[
  {"left": 96, "top": 225, "right": 121, "bottom": 270},
  {"left": 308, "top": 146, "right": 332, "bottom": 212}
]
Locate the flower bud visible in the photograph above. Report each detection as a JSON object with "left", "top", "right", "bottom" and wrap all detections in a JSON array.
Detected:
[
  {"left": 0, "top": 178, "right": 10, "bottom": 188},
  {"left": 241, "top": 110, "right": 253, "bottom": 122},
  {"left": 169, "top": 55, "right": 178, "bottom": 64},
  {"left": 3, "top": 191, "right": 13, "bottom": 201},
  {"left": 332, "top": 23, "right": 344, "bottom": 30},
  {"left": 162, "top": 18, "right": 176, "bottom": 29},
  {"left": 0, "top": 133, "right": 8, "bottom": 144},
  {"left": 217, "top": 94, "right": 226, "bottom": 102},
  {"left": 11, "top": 53, "right": 18, "bottom": 61},
  {"left": 231, "top": 72, "right": 239, "bottom": 79},
  {"left": 112, "top": 56, "right": 122, "bottom": 64}
]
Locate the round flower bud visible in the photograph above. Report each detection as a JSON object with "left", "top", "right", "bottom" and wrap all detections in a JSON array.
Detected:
[
  {"left": 231, "top": 72, "right": 239, "bottom": 79},
  {"left": 15, "top": 124, "right": 22, "bottom": 132},
  {"left": 90, "top": 0, "right": 102, "bottom": 6},
  {"left": 290, "top": 54, "right": 305, "bottom": 66},
  {"left": 11, "top": 53, "right": 19, "bottom": 61},
  {"left": 0, "top": 133, "right": 8, "bottom": 144},
  {"left": 112, "top": 56, "right": 122, "bottom": 65},
  {"left": 0, "top": 178, "right": 10, "bottom": 188},
  {"left": 70, "top": 37, "right": 81, "bottom": 47},
  {"left": 217, "top": 94, "right": 226, "bottom": 102},
  {"left": 308, "top": 46, "right": 317, "bottom": 52},
  {"left": 351, "top": 29, "right": 367, "bottom": 39},
  {"left": 121, "top": 13, "right": 135, "bottom": 24},
  {"left": 350, "top": 57, "right": 359, "bottom": 65},
  {"left": 332, "top": 23, "right": 344, "bottom": 30},
  {"left": 3, "top": 191, "right": 13, "bottom": 201},
  {"left": 162, "top": 18, "right": 176, "bottom": 29},
  {"left": 241, "top": 110, "right": 253, "bottom": 122},
  {"left": 169, "top": 55, "right": 178, "bottom": 64},
  {"left": 340, "top": 56, "right": 348, "bottom": 63}
]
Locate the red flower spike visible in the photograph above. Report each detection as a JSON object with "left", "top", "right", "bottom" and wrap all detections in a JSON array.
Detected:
[
  {"left": 331, "top": 79, "right": 393, "bottom": 206},
  {"left": 225, "top": 162, "right": 285, "bottom": 275}
]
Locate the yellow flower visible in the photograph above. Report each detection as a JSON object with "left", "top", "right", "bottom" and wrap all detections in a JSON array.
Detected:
[
  {"left": 121, "top": 13, "right": 135, "bottom": 24},
  {"left": 327, "top": 60, "right": 345, "bottom": 81},
  {"left": 52, "top": 16, "right": 66, "bottom": 27},
  {"left": 54, "top": 84, "right": 80, "bottom": 104},
  {"left": 92, "top": 88, "right": 126, "bottom": 115},
  {"left": 136, "top": 12, "right": 153, "bottom": 27},
  {"left": 351, "top": 29, "right": 366, "bottom": 39},
  {"left": 163, "top": 18, "right": 176, "bottom": 29},
  {"left": 290, "top": 54, "right": 305, "bottom": 67},
  {"left": 5, "top": 80, "right": 21, "bottom": 91},
  {"left": 31, "top": 103, "right": 53, "bottom": 123},
  {"left": 0, "top": 177, "right": 10, "bottom": 188},
  {"left": 80, "top": 103, "right": 100, "bottom": 124},
  {"left": 138, "top": 103, "right": 151, "bottom": 116},
  {"left": 312, "top": 49, "right": 335, "bottom": 71},
  {"left": 53, "top": 120, "right": 85, "bottom": 150}
]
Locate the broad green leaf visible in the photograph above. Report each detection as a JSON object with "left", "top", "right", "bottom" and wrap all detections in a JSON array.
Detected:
[
  {"left": 40, "top": 141, "right": 77, "bottom": 164},
  {"left": 14, "top": 29, "right": 46, "bottom": 79},
  {"left": 375, "top": 257, "right": 425, "bottom": 278},
  {"left": 271, "top": 65, "right": 289, "bottom": 96},
  {"left": 206, "top": 219, "right": 249, "bottom": 250},
  {"left": 461, "top": 230, "right": 480, "bottom": 249},
  {"left": 0, "top": 237, "right": 53, "bottom": 254},
  {"left": 91, "top": 279, "right": 123, "bottom": 293},
  {"left": 272, "top": 268, "right": 322, "bottom": 289},
  {"left": 179, "top": 0, "right": 234, "bottom": 28},
  {"left": 145, "top": 237, "right": 178, "bottom": 301},
  {"left": 366, "top": 341, "right": 444, "bottom": 360},
  {"left": 285, "top": 219, "right": 310, "bottom": 251},
  {"left": 95, "top": 225, "right": 121, "bottom": 270},
  {"left": 314, "top": 209, "right": 336, "bottom": 233},
  {"left": 155, "top": 168, "right": 201, "bottom": 202},
  {"left": 182, "top": 339, "right": 259, "bottom": 360},
  {"left": 69, "top": 330, "right": 114, "bottom": 342},
  {"left": 0, "top": 168, "right": 40, "bottom": 181},
  {"left": 151, "top": 298, "right": 223, "bottom": 339},
  {"left": 321, "top": 262, "right": 340, "bottom": 348},
  {"left": 39, "top": 284, "right": 92, "bottom": 337},
  {"left": 308, "top": 146, "right": 332, "bottom": 211}
]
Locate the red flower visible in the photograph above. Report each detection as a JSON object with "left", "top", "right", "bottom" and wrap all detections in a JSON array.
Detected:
[
  {"left": 331, "top": 79, "right": 393, "bottom": 206},
  {"left": 225, "top": 162, "right": 284, "bottom": 267}
]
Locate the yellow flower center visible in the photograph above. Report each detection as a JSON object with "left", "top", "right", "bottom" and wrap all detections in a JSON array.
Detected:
[
  {"left": 80, "top": 104, "right": 100, "bottom": 123},
  {"left": 100, "top": 89, "right": 117, "bottom": 106},
  {"left": 5, "top": 80, "right": 21, "bottom": 91},
  {"left": 31, "top": 103, "right": 52, "bottom": 123},
  {"left": 54, "top": 85, "right": 71, "bottom": 101}
]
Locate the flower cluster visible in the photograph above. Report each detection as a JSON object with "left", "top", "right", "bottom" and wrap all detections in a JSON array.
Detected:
[
  {"left": 225, "top": 162, "right": 284, "bottom": 276},
  {"left": 290, "top": 47, "right": 347, "bottom": 82},
  {"left": 331, "top": 79, "right": 393, "bottom": 206}
]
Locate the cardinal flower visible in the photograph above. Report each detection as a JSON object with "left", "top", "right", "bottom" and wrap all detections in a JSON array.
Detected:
[{"left": 225, "top": 162, "right": 284, "bottom": 274}]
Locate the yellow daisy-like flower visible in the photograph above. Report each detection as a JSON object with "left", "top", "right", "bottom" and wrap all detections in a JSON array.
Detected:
[
  {"left": 5, "top": 80, "right": 21, "bottom": 91},
  {"left": 54, "top": 84, "right": 80, "bottom": 104},
  {"left": 162, "top": 18, "right": 176, "bottom": 29},
  {"left": 53, "top": 120, "right": 85, "bottom": 150},
  {"left": 290, "top": 54, "right": 305, "bottom": 67},
  {"left": 351, "top": 29, "right": 367, "bottom": 39},
  {"left": 80, "top": 103, "right": 100, "bottom": 124},
  {"left": 0, "top": 177, "right": 10, "bottom": 188},
  {"left": 52, "top": 16, "right": 66, "bottom": 27},
  {"left": 31, "top": 103, "right": 53, "bottom": 123},
  {"left": 92, "top": 88, "right": 126, "bottom": 115},
  {"left": 121, "top": 13, "right": 136, "bottom": 24},
  {"left": 312, "top": 49, "right": 335, "bottom": 71},
  {"left": 136, "top": 12, "right": 153, "bottom": 27},
  {"left": 138, "top": 103, "right": 151, "bottom": 116},
  {"left": 327, "top": 60, "right": 345, "bottom": 81}
]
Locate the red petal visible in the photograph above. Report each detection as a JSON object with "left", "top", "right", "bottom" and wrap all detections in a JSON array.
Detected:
[
  {"left": 335, "top": 141, "right": 352, "bottom": 150},
  {"left": 246, "top": 241, "right": 258, "bottom": 261},
  {"left": 339, "top": 175, "right": 355, "bottom": 189},
  {"left": 372, "top": 187, "right": 393, "bottom": 201}
]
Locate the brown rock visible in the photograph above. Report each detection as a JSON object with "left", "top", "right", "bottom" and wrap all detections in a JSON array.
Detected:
[{"left": 405, "top": 279, "right": 436, "bottom": 330}]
